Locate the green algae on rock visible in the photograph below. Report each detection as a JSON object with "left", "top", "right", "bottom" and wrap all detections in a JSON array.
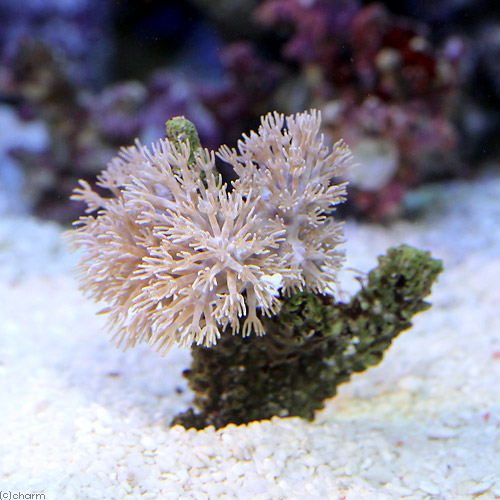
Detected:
[{"left": 172, "top": 245, "right": 442, "bottom": 429}]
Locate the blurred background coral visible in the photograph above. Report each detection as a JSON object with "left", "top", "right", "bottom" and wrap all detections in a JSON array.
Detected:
[{"left": 1, "top": 0, "right": 499, "bottom": 222}]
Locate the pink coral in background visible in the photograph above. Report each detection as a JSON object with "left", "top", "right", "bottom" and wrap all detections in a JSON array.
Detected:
[{"left": 257, "top": 1, "right": 463, "bottom": 218}]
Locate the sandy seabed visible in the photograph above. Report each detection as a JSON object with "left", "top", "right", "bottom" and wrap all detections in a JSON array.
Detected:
[{"left": 1, "top": 172, "right": 499, "bottom": 499}]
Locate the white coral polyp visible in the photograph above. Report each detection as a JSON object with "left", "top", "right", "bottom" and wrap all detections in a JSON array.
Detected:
[
  {"left": 219, "top": 109, "right": 352, "bottom": 294},
  {"left": 68, "top": 110, "right": 353, "bottom": 354}
]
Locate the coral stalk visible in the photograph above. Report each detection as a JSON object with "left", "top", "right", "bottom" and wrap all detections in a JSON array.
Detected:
[{"left": 173, "top": 245, "right": 442, "bottom": 429}]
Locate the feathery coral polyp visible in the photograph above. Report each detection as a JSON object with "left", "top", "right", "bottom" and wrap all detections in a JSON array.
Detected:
[
  {"left": 67, "top": 110, "right": 352, "bottom": 354},
  {"left": 219, "top": 110, "right": 352, "bottom": 294}
]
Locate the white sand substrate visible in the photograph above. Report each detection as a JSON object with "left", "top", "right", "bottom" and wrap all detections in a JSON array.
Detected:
[{"left": 1, "top": 172, "right": 500, "bottom": 499}]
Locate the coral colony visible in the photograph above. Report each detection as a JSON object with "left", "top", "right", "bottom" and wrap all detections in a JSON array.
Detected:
[
  {"left": 68, "top": 111, "right": 442, "bottom": 429},
  {"left": 68, "top": 111, "right": 351, "bottom": 351}
]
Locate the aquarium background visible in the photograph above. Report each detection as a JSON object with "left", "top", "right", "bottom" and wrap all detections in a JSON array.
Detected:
[{"left": 1, "top": 0, "right": 500, "bottom": 221}]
